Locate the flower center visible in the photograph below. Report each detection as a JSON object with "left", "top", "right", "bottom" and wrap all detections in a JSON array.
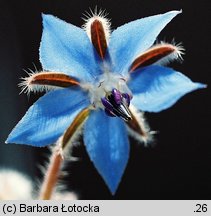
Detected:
[
  {"left": 101, "top": 88, "right": 132, "bottom": 121},
  {"left": 86, "top": 72, "right": 133, "bottom": 121}
]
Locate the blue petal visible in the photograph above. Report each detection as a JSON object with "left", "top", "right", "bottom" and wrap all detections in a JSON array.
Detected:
[
  {"left": 129, "top": 65, "right": 206, "bottom": 112},
  {"left": 108, "top": 10, "right": 181, "bottom": 75},
  {"left": 40, "top": 14, "right": 101, "bottom": 82},
  {"left": 6, "top": 88, "right": 89, "bottom": 146},
  {"left": 84, "top": 109, "right": 129, "bottom": 194}
]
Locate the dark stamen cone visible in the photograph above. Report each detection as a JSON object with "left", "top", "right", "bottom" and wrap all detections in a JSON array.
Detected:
[
  {"left": 130, "top": 44, "right": 176, "bottom": 72},
  {"left": 61, "top": 108, "right": 90, "bottom": 149},
  {"left": 91, "top": 19, "right": 107, "bottom": 59},
  {"left": 31, "top": 72, "right": 80, "bottom": 87},
  {"left": 102, "top": 90, "right": 132, "bottom": 122}
]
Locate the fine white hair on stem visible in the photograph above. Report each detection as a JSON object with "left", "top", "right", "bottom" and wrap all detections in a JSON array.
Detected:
[
  {"left": 82, "top": 6, "right": 111, "bottom": 42},
  {"left": 154, "top": 40, "right": 185, "bottom": 66},
  {"left": 18, "top": 69, "right": 59, "bottom": 96}
]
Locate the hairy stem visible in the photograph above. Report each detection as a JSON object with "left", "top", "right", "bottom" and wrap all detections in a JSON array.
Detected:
[{"left": 39, "top": 147, "right": 63, "bottom": 200}]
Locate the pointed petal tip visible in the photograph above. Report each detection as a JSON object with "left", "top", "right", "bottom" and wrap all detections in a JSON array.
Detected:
[
  {"left": 41, "top": 13, "right": 59, "bottom": 27},
  {"left": 41, "top": 13, "right": 50, "bottom": 21},
  {"left": 41, "top": 13, "right": 52, "bottom": 18},
  {"left": 158, "top": 10, "right": 182, "bottom": 23},
  {"left": 105, "top": 176, "right": 120, "bottom": 195},
  {"left": 5, "top": 135, "right": 50, "bottom": 147},
  {"left": 5, "top": 138, "right": 21, "bottom": 145},
  {"left": 170, "top": 9, "right": 182, "bottom": 14},
  {"left": 5, "top": 135, "right": 13, "bottom": 144},
  {"left": 163, "top": 10, "right": 182, "bottom": 20},
  {"left": 192, "top": 82, "right": 207, "bottom": 91},
  {"left": 41, "top": 13, "right": 51, "bottom": 26},
  {"left": 197, "top": 83, "right": 207, "bottom": 89},
  {"left": 165, "top": 9, "right": 182, "bottom": 17},
  {"left": 5, "top": 134, "right": 28, "bottom": 146},
  {"left": 5, "top": 135, "right": 23, "bottom": 146},
  {"left": 129, "top": 66, "right": 206, "bottom": 113},
  {"left": 109, "top": 185, "right": 118, "bottom": 196},
  {"left": 5, "top": 136, "right": 23, "bottom": 145}
]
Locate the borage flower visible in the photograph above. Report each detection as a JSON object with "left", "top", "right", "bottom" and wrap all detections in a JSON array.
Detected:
[{"left": 6, "top": 10, "right": 205, "bottom": 194}]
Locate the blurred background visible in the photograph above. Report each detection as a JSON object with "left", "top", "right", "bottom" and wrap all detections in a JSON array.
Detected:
[{"left": 0, "top": 0, "right": 210, "bottom": 199}]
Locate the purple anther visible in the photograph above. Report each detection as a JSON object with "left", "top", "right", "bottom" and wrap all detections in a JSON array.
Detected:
[
  {"left": 112, "top": 88, "right": 122, "bottom": 105},
  {"left": 105, "top": 108, "right": 116, "bottom": 117},
  {"left": 122, "top": 93, "right": 131, "bottom": 106},
  {"left": 101, "top": 97, "right": 113, "bottom": 112}
]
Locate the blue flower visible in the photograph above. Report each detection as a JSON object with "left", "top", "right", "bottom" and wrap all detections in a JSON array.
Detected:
[{"left": 6, "top": 10, "right": 205, "bottom": 194}]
